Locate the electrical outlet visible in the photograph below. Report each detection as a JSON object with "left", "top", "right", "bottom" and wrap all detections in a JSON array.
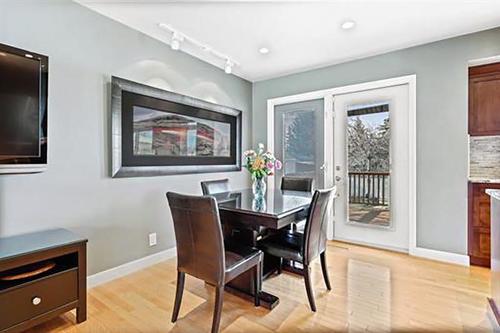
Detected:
[{"left": 149, "top": 233, "right": 157, "bottom": 247}]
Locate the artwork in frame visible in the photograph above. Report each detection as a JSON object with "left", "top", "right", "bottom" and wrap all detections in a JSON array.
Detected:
[{"left": 111, "top": 77, "right": 242, "bottom": 177}]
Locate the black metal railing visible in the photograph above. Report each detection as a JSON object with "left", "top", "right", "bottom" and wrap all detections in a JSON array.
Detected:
[{"left": 348, "top": 172, "right": 390, "bottom": 206}]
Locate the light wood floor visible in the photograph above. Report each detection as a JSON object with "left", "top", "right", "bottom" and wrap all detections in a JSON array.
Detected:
[{"left": 28, "top": 241, "right": 494, "bottom": 333}]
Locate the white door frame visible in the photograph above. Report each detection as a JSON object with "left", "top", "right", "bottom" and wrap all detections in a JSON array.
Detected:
[{"left": 267, "top": 75, "right": 417, "bottom": 254}]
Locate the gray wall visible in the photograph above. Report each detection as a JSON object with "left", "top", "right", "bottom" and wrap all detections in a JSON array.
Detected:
[
  {"left": 0, "top": 0, "right": 252, "bottom": 275},
  {"left": 253, "top": 27, "right": 500, "bottom": 255}
]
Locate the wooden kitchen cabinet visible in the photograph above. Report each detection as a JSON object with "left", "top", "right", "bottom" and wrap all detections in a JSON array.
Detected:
[
  {"left": 469, "top": 182, "right": 500, "bottom": 267},
  {"left": 469, "top": 62, "right": 500, "bottom": 136}
]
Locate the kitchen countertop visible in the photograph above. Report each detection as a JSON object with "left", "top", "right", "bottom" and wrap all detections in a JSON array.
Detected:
[
  {"left": 486, "top": 189, "right": 500, "bottom": 201},
  {"left": 468, "top": 177, "right": 500, "bottom": 184}
]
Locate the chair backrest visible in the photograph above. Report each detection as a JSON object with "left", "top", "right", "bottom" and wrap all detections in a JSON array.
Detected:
[
  {"left": 281, "top": 176, "right": 314, "bottom": 192},
  {"left": 303, "top": 187, "right": 335, "bottom": 265},
  {"left": 201, "top": 179, "right": 230, "bottom": 195},
  {"left": 166, "top": 192, "right": 225, "bottom": 286}
]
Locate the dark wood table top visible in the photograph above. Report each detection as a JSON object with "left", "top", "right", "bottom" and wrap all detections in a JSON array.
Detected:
[
  {"left": 213, "top": 189, "right": 312, "bottom": 219},
  {"left": 0, "top": 229, "right": 87, "bottom": 261}
]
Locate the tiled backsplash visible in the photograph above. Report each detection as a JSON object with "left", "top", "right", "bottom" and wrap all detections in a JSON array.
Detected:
[{"left": 470, "top": 135, "right": 500, "bottom": 179}]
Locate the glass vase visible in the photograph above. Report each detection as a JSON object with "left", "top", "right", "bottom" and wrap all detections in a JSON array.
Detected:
[{"left": 252, "top": 176, "right": 267, "bottom": 197}]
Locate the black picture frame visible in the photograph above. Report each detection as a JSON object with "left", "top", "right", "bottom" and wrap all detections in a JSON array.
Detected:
[{"left": 111, "top": 77, "right": 242, "bottom": 178}]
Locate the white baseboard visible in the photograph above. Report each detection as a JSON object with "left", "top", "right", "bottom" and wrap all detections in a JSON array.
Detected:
[
  {"left": 333, "top": 237, "right": 470, "bottom": 266},
  {"left": 87, "top": 247, "right": 177, "bottom": 289},
  {"left": 410, "top": 247, "right": 470, "bottom": 266}
]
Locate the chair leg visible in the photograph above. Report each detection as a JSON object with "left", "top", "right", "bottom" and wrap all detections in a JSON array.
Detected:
[
  {"left": 277, "top": 257, "right": 283, "bottom": 274},
  {"left": 171, "top": 271, "right": 185, "bottom": 323},
  {"left": 212, "top": 286, "right": 224, "bottom": 333},
  {"left": 320, "top": 252, "right": 332, "bottom": 291},
  {"left": 254, "top": 262, "right": 261, "bottom": 306},
  {"left": 303, "top": 264, "right": 317, "bottom": 312}
]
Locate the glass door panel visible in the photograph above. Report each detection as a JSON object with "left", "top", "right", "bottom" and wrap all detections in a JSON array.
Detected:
[
  {"left": 273, "top": 99, "right": 324, "bottom": 190},
  {"left": 347, "top": 103, "right": 391, "bottom": 227}
]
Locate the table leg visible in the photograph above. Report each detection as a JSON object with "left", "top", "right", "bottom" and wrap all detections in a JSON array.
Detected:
[{"left": 224, "top": 225, "right": 281, "bottom": 309}]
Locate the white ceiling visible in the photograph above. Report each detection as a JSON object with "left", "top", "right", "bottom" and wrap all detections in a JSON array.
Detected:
[{"left": 77, "top": 0, "right": 500, "bottom": 82}]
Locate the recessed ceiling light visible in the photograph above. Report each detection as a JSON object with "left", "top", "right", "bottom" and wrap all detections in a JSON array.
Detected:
[
  {"left": 341, "top": 20, "right": 356, "bottom": 30},
  {"left": 259, "top": 47, "right": 270, "bottom": 55},
  {"left": 25, "top": 54, "right": 33, "bottom": 58}
]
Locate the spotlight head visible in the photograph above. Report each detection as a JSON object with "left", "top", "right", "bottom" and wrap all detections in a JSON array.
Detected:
[
  {"left": 171, "top": 31, "right": 183, "bottom": 51},
  {"left": 224, "top": 59, "right": 233, "bottom": 74},
  {"left": 171, "top": 39, "right": 180, "bottom": 51}
]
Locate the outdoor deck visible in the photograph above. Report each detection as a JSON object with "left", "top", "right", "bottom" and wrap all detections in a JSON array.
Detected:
[
  {"left": 349, "top": 203, "right": 390, "bottom": 226},
  {"left": 348, "top": 172, "right": 390, "bottom": 227}
]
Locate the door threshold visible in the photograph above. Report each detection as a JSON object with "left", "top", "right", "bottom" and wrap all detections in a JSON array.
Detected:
[{"left": 332, "top": 237, "right": 409, "bottom": 254}]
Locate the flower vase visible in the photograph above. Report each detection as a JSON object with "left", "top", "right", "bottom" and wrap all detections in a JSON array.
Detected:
[
  {"left": 252, "top": 176, "right": 267, "bottom": 197},
  {"left": 252, "top": 196, "right": 266, "bottom": 212}
]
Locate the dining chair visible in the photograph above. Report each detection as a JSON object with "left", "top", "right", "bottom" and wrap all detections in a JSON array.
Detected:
[
  {"left": 281, "top": 176, "right": 314, "bottom": 233},
  {"left": 280, "top": 176, "right": 314, "bottom": 192},
  {"left": 166, "top": 192, "right": 263, "bottom": 333},
  {"left": 258, "top": 187, "right": 335, "bottom": 312},
  {"left": 201, "top": 178, "right": 230, "bottom": 195}
]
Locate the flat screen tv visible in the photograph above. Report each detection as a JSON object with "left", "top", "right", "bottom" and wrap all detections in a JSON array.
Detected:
[{"left": 0, "top": 43, "right": 48, "bottom": 174}]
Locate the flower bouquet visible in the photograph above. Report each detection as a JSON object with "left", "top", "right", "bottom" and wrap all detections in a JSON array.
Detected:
[{"left": 243, "top": 143, "right": 282, "bottom": 197}]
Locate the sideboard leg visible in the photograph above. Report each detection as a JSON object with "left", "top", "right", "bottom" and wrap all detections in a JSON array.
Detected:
[{"left": 77, "top": 244, "right": 87, "bottom": 324}]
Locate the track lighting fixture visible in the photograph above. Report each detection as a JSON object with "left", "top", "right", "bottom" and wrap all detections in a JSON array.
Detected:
[{"left": 158, "top": 23, "right": 239, "bottom": 75}]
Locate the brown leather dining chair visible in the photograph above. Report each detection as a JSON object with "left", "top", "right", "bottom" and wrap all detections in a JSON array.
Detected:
[
  {"left": 258, "top": 187, "right": 335, "bottom": 312},
  {"left": 281, "top": 176, "right": 314, "bottom": 193},
  {"left": 201, "top": 178, "right": 230, "bottom": 195},
  {"left": 166, "top": 192, "right": 263, "bottom": 333},
  {"left": 281, "top": 176, "right": 314, "bottom": 233}
]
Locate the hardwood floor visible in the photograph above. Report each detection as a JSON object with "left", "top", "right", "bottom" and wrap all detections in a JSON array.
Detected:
[{"left": 27, "top": 241, "right": 494, "bottom": 332}]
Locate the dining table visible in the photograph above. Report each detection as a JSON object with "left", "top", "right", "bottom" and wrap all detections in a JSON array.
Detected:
[{"left": 212, "top": 188, "right": 312, "bottom": 309}]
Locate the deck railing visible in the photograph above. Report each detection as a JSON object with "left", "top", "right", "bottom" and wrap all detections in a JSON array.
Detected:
[{"left": 348, "top": 172, "right": 390, "bottom": 206}]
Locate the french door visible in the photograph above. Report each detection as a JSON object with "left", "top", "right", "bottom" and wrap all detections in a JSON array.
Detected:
[
  {"left": 333, "top": 84, "right": 410, "bottom": 251},
  {"left": 268, "top": 76, "right": 415, "bottom": 249},
  {"left": 270, "top": 98, "right": 335, "bottom": 238}
]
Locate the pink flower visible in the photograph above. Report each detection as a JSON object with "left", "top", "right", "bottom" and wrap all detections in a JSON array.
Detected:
[
  {"left": 275, "top": 160, "right": 282, "bottom": 170},
  {"left": 266, "top": 161, "right": 274, "bottom": 170}
]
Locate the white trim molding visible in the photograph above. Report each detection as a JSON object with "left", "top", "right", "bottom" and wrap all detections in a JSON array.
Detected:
[
  {"left": 410, "top": 247, "right": 470, "bottom": 266},
  {"left": 87, "top": 247, "right": 177, "bottom": 288},
  {"left": 468, "top": 54, "right": 500, "bottom": 67}
]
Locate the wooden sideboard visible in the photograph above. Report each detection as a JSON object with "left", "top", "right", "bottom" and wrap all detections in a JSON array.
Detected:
[{"left": 0, "top": 229, "right": 87, "bottom": 333}]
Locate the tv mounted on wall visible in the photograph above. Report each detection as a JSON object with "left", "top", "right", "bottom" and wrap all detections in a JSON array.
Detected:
[
  {"left": 0, "top": 42, "right": 48, "bottom": 174},
  {"left": 111, "top": 77, "right": 242, "bottom": 178}
]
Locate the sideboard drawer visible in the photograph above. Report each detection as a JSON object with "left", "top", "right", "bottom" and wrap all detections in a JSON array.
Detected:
[{"left": 0, "top": 269, "right": 78, "bottom": 330}]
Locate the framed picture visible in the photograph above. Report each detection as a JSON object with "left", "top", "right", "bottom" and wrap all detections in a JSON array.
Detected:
[{"left": 111, "top": 77, "right": 242, "bottom": 177}]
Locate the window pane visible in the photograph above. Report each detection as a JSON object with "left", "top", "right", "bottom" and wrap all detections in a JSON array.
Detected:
[
  {"left": 347, "top": 103, "right": 391, "bottom": 227},
  {"left": 283, "top": 110, "right": 316, "bottom": 178}
]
